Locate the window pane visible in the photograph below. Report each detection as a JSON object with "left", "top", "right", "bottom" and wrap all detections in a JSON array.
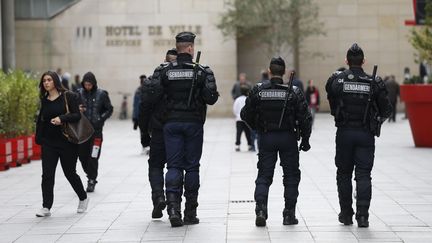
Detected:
[
  {"left": 15, "top": 0, "right": 32, "bottom": 18},
  {"left": 32, "top": 0, "right": 48, "bottom": 18}
]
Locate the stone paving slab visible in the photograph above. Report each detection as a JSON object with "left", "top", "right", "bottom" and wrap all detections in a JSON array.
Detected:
[{"left": 0, "top": 114, "right": 431, "bottom": 242}]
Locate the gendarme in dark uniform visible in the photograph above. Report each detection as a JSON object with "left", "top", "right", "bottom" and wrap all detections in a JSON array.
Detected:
[
  {"left": 241, "top": 57, "right": 312, "bottom": 227},
  {"left": 139, "top": 48, "right": 178, "bottom": 220},
  {"left": 326, "top": 43, "right": 392, "bottom": 227},
  {"left": 146, "top": 32, "right": 219, "bottom": 227}
]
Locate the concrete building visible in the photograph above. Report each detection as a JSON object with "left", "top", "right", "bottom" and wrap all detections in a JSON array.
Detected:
[{"left": 9, "top": 0, "right": 418, "bottom": 115}]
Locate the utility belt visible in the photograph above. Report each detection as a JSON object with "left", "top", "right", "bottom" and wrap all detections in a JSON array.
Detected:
[
  {"left": 258, "top": 119, "right": 296, "bottom": 133},
  {"left": 165, "top": 109, "right": 206, "bottom": 124}
]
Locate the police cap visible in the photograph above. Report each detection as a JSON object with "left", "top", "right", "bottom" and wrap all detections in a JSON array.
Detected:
[
  {"left": 166, "top": 48, "right": 177, "bottom": 56},
  {"left": 346, "top": 43, "right": 364, "bottom": 58},
  {"left": 175, "top": 32, "right": 196, "bottom": 43}
]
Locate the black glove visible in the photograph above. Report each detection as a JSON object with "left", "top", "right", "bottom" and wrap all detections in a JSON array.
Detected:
[
  {"left": 133, "top": 119, "right": 138, "bottom": 130},
  {"left": 299, "top": 138, "right": 311, "bottom": 152},
  {"left": 141, "top": 132, "right": 151, "bottom": 147}
]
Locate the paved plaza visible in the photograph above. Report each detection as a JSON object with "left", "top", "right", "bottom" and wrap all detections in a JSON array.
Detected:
[{"left": 0, "top": 114, "right": 432, "bottom": 243}]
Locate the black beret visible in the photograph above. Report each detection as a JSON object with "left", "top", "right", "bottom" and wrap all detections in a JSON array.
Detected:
[
  {"left": 347, "top": 43, "right": 364, "bottom": 58},
  {"left": 166, "top": 48, "right": 177, "bottom": 56},
  {"left": 175, "top": 32, "right": 196, "bottom": 43},
  {"left": 270, "top": 56, "right": 285, "bottom": 68}
]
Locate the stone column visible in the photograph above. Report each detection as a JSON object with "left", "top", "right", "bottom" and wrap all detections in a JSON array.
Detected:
[{"left": 1, "top": 0, "right": 15, "bottom": 71}]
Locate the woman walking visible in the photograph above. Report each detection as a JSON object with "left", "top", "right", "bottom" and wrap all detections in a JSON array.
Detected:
[{"left": 35, "top": 71, "right": 89, "bottom": 217}]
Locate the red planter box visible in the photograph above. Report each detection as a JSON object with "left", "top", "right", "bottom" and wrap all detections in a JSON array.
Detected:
[
  {"left": 31, "top": 134, "right": 41, "bottom": 160},
  {"left": 400, "top": 84, "right": 432, "bottom": 147},
  {"left": 10, "top": 137, "right": 26, "bottom": 167},
  {"left": 0, "top": 138, "right": 13, "bottom": 171},
  {"left": 25, "top": 136, "right": 32, "bottom": 163}
]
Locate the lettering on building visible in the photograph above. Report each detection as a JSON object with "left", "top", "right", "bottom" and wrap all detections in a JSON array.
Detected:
[{"left": 104, "top": 25, "right": 203, "bottom": 47}]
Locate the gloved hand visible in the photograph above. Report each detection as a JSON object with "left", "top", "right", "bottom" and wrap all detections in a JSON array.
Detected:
[
  {"left": 299, "top": 138, "right": 311, "bottom": 152},
  {"left": 133, "top": 119, "right": 138, "bottom": 130},
  {"left": 141, "top": 132, "right": 151, "bottom": 147}
]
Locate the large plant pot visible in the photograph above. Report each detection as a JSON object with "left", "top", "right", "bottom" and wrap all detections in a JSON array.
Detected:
[
  {"left": 400, "top": 84, "right": 432, "bottom": 147},
  {"left": 0, "top": 138, "right": 12, "bottom": 171},
  {"left": 10, "top": 137, "right": 24, "bottom": 167},
  {"left": 25, "top": 136, "right": 32, "bottom": 163}
]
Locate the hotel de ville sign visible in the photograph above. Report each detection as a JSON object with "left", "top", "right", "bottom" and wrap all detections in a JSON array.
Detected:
[{"left": 105, "top": 25, "right": 202, "bottom": 47}]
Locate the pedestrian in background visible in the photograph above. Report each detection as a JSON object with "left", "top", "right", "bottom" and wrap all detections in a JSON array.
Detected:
[
  {"left": 133, "top": 74, "right": 150, "bottom": 154},
  {"left": 384, "top": 75, "right": 400, "bottom": 122},
  {"left": 35, "top": 71, "right": 88, "bottom": 217},
  {"left": 305, "top": 79, "right": 320, "bottom": 125},
  {"left": 233, "top": 84, "right": 253, "bottom": 152},
  {"left": 77, "top": 72, "right": 113, "bottom": 192},
  {"left": 231, "top": 72, "right": 252, "bottom": 100}
]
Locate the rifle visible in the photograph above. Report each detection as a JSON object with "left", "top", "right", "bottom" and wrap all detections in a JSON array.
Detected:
[
  {"left": 363, "top": 65, "right": 383, "bottom": 136},
  {"left": 187, "top": 51, "right": 201, "bottom": 107},
  {"left": 363, "top": 65, "right": 377, "bottom": 125},
  {"left": 278, "top": 71, "right": 295, "bottom": 128}
]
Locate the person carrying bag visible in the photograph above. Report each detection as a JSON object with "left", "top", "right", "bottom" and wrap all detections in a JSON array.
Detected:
[{"left": 35, "top": 71, "right": 89, "bottom": 217}]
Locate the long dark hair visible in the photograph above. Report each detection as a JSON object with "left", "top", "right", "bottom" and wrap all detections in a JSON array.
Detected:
[{"left": 39, "top": 71, "right": 66, "bottom": 98}]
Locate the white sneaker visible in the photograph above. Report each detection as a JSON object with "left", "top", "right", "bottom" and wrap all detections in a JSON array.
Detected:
[
  {"left": 36, "top": 208, "right": 51, "bottom": 217},
  {"left": 77, "top": 198, "right": 89, "bottom": 213}
]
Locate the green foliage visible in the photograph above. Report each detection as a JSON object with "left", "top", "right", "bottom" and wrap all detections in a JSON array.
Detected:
[
  {"left": 409, "top": 1, "right": 432, "bottom": 64},
  {"left": 0, "top": 70, "right": 39, "bottom": 138},
  {"left": 217, "top": 0, "right": 325, "bottom": 56},
  {"left": 403, "top": 75, "right": 424, "bottom": 84}
]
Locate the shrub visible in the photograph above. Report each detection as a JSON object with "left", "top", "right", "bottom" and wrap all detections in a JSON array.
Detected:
[{"left": 0, "top": 70, "right": 39, "bottom": 138}]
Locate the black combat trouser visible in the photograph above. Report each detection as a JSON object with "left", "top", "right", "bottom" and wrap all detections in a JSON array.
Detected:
[
  {"left": 254, "top": 130, "right": 300, "bottom": 210},
  {"left": 335, "top": 128, "right": 375, "bottom": 215},
  {"left": 148, "top": 128, "right": 166, "bottom": 202}
]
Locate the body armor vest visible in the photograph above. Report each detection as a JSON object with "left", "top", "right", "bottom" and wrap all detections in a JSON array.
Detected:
[
  {"left": 257, "top": 81, "right": 295, "bottom": 132},
  {"left": 163, "top": 61, "right": 206, "bottom": 123},
  {"left": 335, "top": 70, "right": 372, "bottom": 128}
]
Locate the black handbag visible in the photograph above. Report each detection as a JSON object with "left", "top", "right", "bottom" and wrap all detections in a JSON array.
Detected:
[{"left": 62, "top": 93, "right": 94, "bottom": 144}]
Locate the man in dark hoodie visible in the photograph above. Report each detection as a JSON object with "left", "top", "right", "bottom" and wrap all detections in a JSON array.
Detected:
[{"left": 77, "top": 72, "right": 113, "bottom": 192}]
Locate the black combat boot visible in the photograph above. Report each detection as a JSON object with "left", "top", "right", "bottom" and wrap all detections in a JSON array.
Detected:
[
  {"left": 283, "top": 208, "right": 299, "bottom": 225},
  {"left": 166, "top": 193, "right": 183, "bottom": 227},
  {"left": 151, "top": 193, "right": 166, "bottom": 219},
  {"left": 183, "top": 200, "right": 199, "bottom": 225},
  {"left": 338, "top": 209, "right": 354, "bottom": 225},
  {"left": 356, "top": 206, "right": 369, "bottom": 228},
  {"left": 255, "top": 203, "right": 268, "bottom": 227}
]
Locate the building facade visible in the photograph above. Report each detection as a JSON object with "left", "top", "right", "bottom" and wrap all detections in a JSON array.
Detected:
[{"left": 13, "top": 0, "right": 417, "bottom": 115}]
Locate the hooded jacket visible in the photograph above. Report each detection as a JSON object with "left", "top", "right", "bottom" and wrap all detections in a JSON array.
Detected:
[{"left": 78, "top": 72, "right": 113, "bottom": 132}]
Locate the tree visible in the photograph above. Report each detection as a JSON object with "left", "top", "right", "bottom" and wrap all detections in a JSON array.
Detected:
[
  {"left": 409, "top": 2, "right": 432, "bottom": 66},
  {"left": 217, "top": 0, "right": 325, "bottom": 76}
]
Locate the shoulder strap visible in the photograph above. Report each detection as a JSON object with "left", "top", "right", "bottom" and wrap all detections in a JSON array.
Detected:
[{"left": 63, "top": 92, "right": 70, "bottom": 114}]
